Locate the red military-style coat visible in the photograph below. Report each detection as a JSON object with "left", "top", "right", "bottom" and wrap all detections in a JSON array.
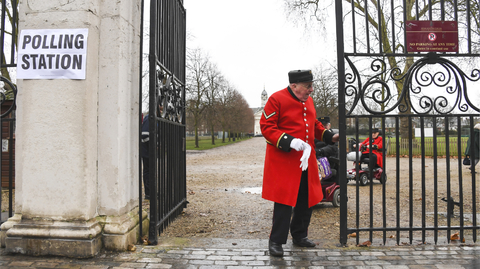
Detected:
[
  {"left": 260, "top": 87, "right": 334, "bottom": 208},
  {"left": 360, "top": 136, "right": 384, "bottom": 168}
]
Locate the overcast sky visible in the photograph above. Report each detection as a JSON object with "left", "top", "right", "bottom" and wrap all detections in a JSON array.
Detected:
[
  {"left": 183, "top": 0, "right": 337, "bottom": 108},
  {"left": 182, "top": 1, "right": 480, "bottom": 111}
]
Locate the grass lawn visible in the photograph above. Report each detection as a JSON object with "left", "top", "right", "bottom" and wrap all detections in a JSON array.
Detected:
[
  {"left": 351, "top": 136, "right": 469, "bottom": 156},
  {"left": 186, "top": 136, "right": 250, "bottom": 150}
]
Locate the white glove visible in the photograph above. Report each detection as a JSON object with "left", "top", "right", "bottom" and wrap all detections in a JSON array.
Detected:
[
  {"left": 299, "top": 144, "right": 311, "bottom": 171},
  {"left": 290, "top": 138, "right": 307, "bottom": 151}
]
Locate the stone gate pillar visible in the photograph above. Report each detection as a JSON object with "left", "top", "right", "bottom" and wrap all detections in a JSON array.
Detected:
[{"left": 0, "top": 0, "right": 147, "bottom": 257}]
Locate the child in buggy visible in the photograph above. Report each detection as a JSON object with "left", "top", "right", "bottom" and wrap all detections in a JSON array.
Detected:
[
  {"left": 346, "top": 128, "right": 386, "bottom": 185},
  {"left": 315, "top": 117, "right": 341, "bottom": 207}
]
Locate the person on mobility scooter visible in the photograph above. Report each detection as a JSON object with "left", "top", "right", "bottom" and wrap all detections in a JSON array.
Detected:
[
  {"left": 315, "top": 117, "right": 341, "bottom": 207},
  {"left": 346, "top": 128, "right": 386, "bottom": 185}
]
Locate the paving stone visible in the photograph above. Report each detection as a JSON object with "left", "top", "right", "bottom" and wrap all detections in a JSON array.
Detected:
[
  {"left": 145, "top": 264, "right": 172, "bottom": 269},
  {"left": 191, "top": 250, "right": 215, "bottom": 255},
  {"left": 188, "top": 259, "right": 215, "bottom": 265},
  {"left": 156, "top": 258, "right": 188, "bottom": 265},
  {"left": 231, "top": 255, "right": 256, "bottom": 261},
  {"left": 0, "top": 239, "right": 480, "bottom": 268},
  {"left": 241, "top": 251, "right": 265, "bottom": 256},
  {"left": 183, "top": 254, "right": 207, "bottom": 260},
  {"left": 214, "top": 260, "right": 238, "bottom": 266},
  {"left": 206, "top": 255, "right": 231, "bottom": 261},
  {"left": 337, "top": 260, "right": 365, "bottom": 266},
  {"left": 216, "top": 251, "right": 241, "bottom": 256},
  {"left": 400, "top": 255, "right": 427, "bottom": 260},
  {"left": 310, "top": 260, "right": 339, "bottom": 266},
  {"left": 32, "top": 262, "right": 60, "bottom": 268},
  {"left": 118, "top": 262, "right": 147, "bottom": 268},
  {"left": 359, "top": 251, "right": 386, "bottom": 256},
  {"left": 142, "top": 249, "right": 165, "bottom": 254},
  {"left": 166, "top": 250, "right": 190, "bottom": 255},
  {"left": 435, "top": 266, "right": 466, "bottom": 269},
  {"left": 239, "top": 260, "right": 267, "bottom": 266},
  {"left": 136, "top": 258, "right": 163, "bottom": 263},
  {"left": 6, "top": 261, "right": 35, "bottom": 267},
  {"left": 328, "top": 255, "right": 353, "bottom": 261},
  {"left": 55, "top": 264, "right": 83, "bottom": 269},
  {"left": 79, "top": 265, "right": 109, "bottom": 269}
]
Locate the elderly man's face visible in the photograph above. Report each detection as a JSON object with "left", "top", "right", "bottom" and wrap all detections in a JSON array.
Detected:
[
  {"left": 372, "top": 131, "right": 379, "bottom": 138},
  {"left": 291, "top": 82, "right": 314, "bottom": 102}
]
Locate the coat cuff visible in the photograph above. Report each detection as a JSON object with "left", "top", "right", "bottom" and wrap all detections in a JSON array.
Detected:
[
  {"left": 277, "top": 133, "right": 294, "bottom": 152},
  {"left": 322, "top": 130, "right": 335, "bottom": 145}
]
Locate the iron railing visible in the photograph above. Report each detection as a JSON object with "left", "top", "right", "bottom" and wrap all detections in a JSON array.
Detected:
[
  {"left": 0, "top": 0, "right": 17, "bottom": 226},
  {"left": 336, "top": 0, "right": 480, "bottom": 246},
  {"left": 139, "top": 0, "right": 187, "bottom": 245}
]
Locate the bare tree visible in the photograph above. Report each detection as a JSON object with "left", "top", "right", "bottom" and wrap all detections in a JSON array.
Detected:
[
  {"left": 185, "top": 47, "right": 253, "bottom": 144},
  {"left": 215, "top": 83, "right": 253, "bottom": 142},
  {"left": 186, "top": 48, "right": 210, "bottom": 148},
  {"left": 204, "top": 63, "right": 223, "bottom": 145},
  {"left": 311, "top": 64, "right": 339, "bottom": 127},
  {"left": 284, "top": 0, "right": 480, "bottom": 139},
  {"left": 228, "top": 90, "right": 254, "bottom": 139},
  {"left": 216, "top": 82, "right": 236, "bottom": 143}
]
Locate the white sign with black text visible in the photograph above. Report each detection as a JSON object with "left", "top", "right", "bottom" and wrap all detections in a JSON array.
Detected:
[{"left": 17, "top": 28, "right": 88, "bottom": 80}]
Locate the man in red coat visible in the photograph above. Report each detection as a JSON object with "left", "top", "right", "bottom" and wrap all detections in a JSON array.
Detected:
[
  {"left": 355, "top": 128, "right": 383, "bottom": 169},
  {"left": 260, "top": 70, "right": 339, "bottom": 257}
]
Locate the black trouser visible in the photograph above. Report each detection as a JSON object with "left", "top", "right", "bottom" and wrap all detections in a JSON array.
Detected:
[
  {"left": 270, "top": 170, "right": 312, "bottom": 244},
  {"left": 360, "top": 153, "right": 377, "bottom": 169}
]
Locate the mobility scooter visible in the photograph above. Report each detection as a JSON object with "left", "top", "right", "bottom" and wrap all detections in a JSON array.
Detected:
[
  {"left": 316, "top": 139, "right": 341, "bottom": 207},
  {"left": 346, "top": 138, "right": 387, "bottom": 186}
]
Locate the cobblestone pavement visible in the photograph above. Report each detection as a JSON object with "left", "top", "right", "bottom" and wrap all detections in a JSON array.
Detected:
[{"left": 1, "top": 238, "right": 480, "bottom": 268}]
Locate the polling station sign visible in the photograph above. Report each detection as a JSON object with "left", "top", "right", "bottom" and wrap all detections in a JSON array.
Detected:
[{"left": 17, "top": 28, "right": 88, "bottom": 79}]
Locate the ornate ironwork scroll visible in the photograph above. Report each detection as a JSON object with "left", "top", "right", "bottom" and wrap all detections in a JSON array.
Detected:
[
  {"left": 0, "top": 76, "right": 16, "bottom": 118},
  {"left": 155, "top": 69, "right": 185, "bottom": 123},
  {"left": 345, "top": 53, "right": 480, "bottom": 116}
]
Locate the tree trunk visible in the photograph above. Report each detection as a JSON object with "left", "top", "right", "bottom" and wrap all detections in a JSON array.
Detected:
[
  {"left": 194, "top": 127, "right": 199, "bottom": 148},
  {"left": 210, "top": 126, "right": 215, "bottom": 145},
  {"left": 398, "top": 56, "right": 415, "bottom": 141}
]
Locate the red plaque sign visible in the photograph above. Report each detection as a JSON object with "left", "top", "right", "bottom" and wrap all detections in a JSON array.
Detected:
[{"left": 405, "top": 21, "right": 458, "bottom": 52}]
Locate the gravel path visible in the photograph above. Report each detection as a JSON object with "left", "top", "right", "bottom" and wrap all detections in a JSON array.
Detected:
[
  {"left": 3, "top": 136, "right": 473, "bottom": 246},
  {"left": 160, "top": 137, "right": 342, "bottom": 246},
  {"left": 160, "top": 137, "right": 479, "bottom": 246}
]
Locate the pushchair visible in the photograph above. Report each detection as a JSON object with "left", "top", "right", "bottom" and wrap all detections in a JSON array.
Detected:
[
  {"left": 316, "top": 139, "right": 341, "bottom": 207},
  {"left": 346, "top": 138, "right": 386, "bottom": 186}
]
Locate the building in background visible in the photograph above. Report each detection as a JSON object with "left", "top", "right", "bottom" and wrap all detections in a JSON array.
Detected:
[{"left": 252, "top": 89, "right": 268, "bottom": 136}]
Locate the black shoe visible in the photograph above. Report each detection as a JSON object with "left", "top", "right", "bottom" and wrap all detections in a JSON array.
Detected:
[
  {"left": 292, "top": 237, "right": 316, "bottom": 247},
  {"left": 268, "top": 240, "right": 284, "bottom": 257}
]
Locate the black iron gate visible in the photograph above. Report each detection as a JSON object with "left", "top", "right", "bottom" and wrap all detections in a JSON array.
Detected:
[
  {"left": 139, "top": 0, "right": 187, "bottom": 245},
  {"left": 0, "top": 0, "right": 17, "bottom": 226},
  {"left": 336, "top": 0, "right": 480, "bottom": 246}
]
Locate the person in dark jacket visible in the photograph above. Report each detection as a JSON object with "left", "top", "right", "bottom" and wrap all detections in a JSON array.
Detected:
[
  {"left": 141, "top": 114, "right": 150, "bottom": 199},
  {"left": 465, "top": 122, "right": 480, "bottom": 173},
  {"left": 315, "top": 116, "right": 338, "bottom": 159},
  {"left": 315, "top": 117, "right": 339, "bottom": 183}
]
